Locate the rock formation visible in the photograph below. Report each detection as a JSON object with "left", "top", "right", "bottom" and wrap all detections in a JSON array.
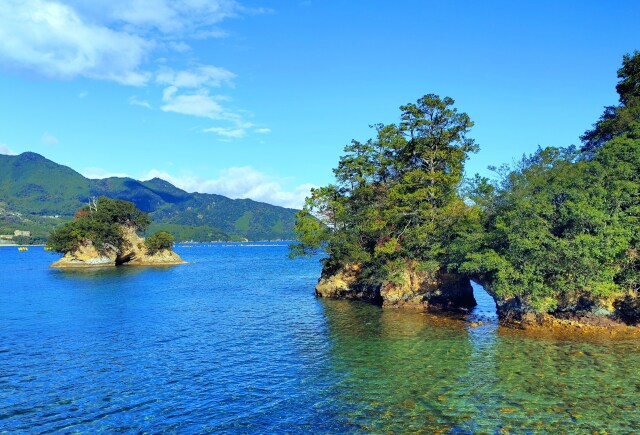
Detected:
[
  {"left": 50, "top": 225, "right": 184, "bottom": 268},
  {"left": 316, "top": 262, "right": 476, "bottom": 311},
  {"left": 477, "top": 278, "right": 640, "bottom": 329}
]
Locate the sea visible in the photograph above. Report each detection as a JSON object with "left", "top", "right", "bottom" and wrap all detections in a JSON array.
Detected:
[{"left": 1, "top": 244, "right": 639, "bottom": 433}]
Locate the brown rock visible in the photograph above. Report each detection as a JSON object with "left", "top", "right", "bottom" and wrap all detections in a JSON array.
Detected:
[
  {"left": 50, "top": 225, "right": 185, "bottom": 268},
  {"left": 50, "top": 240, "right": 117, "bottom": 268},
  {"left": 315, "top": 261, "right": 475, "bottom": 310}
]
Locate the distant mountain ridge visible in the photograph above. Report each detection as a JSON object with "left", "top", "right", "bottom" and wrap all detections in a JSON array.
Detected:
[{"left": 0, "top": 152, "right": 298, "bottom": 241}]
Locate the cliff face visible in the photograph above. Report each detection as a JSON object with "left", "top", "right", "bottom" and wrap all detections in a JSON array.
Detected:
[
  {"left": 50, "top": 226, "right": 185, "bottom": 268},
  {"left": 315, "top": 264, "right": 382, "bottom": 304},
  {"left": 478, "top": 279, "right": 640, "bottom": 328},
  {"left": 49, "top": 240, "right": 117, "bottom": 267},
  {"left": 316, "top": 262, "right": 476, "bottom": 311}
]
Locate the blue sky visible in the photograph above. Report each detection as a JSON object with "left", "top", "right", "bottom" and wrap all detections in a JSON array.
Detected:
[{"left": 0, "top": 1, "right": 639, "bottom": 208}]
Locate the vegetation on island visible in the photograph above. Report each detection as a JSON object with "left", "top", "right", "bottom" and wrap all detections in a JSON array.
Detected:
[
  {"left": 290, "top": 94, "right": 481, "bottom": 288},
  {"left": 292, "top": 51, "right": 640, "bottom": 322},
  {"left": 458, "top": 50, "right": 640, "bottom": 317},
  {"left": 47, "top": 196, "right": 156, "bottom": 254},
  {"left": 145, "top": 230, "right": 176, "bottom": 254}
]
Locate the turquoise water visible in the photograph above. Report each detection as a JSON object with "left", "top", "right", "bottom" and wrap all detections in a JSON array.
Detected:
[{"left": 1, "top": 245, "right": 639, "bottom": 433}]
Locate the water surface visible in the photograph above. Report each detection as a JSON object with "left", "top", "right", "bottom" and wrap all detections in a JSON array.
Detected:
[{"left": 1, "top": 245, "right": 638, "bottom": 433}]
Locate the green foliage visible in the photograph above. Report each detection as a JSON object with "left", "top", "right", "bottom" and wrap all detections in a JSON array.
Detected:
[
  {"left": 0, "top": 153, "right": 298, "bottom": 241},
  {"left": 145, "top": 231, "right": 175, "bottom": 254},
  {"left": 457, "top": 53, "right": 640, "bottom": 315},
  {"left": 287, "top": 207, "right": 329, "bottom": 258},
  {"left": 461, "top": 89, "right": 640, "bottom": 313},
  {"left": 46, "top": 197, "right": 150, "bottom": 254},
  {"left": 46, "top": 222, "right": 85, "bottom": 253},
  {"left": 293, "top": 52, "right": 640, "bottom": 318},
  {"left": 290, "top": 94, "right": 480, "bottom": 283},
  {"left": 581, "top": 51, "right": 640, "bottom": 153},
  {"left": 82, "top": 196, "right": 151, "bottom": 231},
  {"left": 234, "top": 211, "right": 253, "bottom": 232}
]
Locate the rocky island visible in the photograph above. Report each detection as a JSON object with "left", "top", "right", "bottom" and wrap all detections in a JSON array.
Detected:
[
  {"left": 47, "top": 197, "right": 184, "bottom": 268},
  {"left": 291, "top": 52, "right": 640, "bottom": 333}
]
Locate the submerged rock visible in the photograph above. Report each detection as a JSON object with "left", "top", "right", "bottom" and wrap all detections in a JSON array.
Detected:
[
  {"left": 50, "top": 225, "right": 185, "bottom": 268},
  {"left": 316, "top": 262, "right": 476, "bottom": 311}
]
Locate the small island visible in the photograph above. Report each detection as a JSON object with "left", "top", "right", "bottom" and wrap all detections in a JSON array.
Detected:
[
  {"left": 47, "top": 196, "right": 185, "bottom": 268},
  {"left": 291, "top": 51, "right": 640, "bottom": 331}
]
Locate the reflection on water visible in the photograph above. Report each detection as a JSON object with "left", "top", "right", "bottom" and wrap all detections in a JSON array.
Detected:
[{"left": 321, "top": 281, "right": 640, "bottom": 433}]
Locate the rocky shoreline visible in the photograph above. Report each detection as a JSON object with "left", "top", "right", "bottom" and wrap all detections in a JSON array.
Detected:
[
  {"left": 50, "top": 227, "right": 185, "bottom": 268},
  {"left": 315, "top": 263, "right": 476, "bottom": 311},
  {"left": 315, "top": 264, "right": 640, "bottom": 334}
]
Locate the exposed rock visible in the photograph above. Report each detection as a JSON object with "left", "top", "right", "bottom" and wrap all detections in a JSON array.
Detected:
[
  {"left": 315, "top": 262, "right": 476, "bottom": 311},
  {"left": 50, "top": 240, "right": 116, "bottom": 268},
  {"left": 116, "top": 227, "right": 185, "bottom": 266},
  {"left": 316, "top": 264, "right": 382, "bottom": 304},
  {"left": 613, "top": 293, "right": 640, "bottom": 325},
  {"left": 50, "top": 225, "right": 185, "bottom": 268},
  {"left": 479, "top": 279, "right": 640, "bottom": 329}
]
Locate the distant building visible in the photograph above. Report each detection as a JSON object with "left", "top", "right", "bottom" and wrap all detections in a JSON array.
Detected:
[{"left": 14, "top": 230, "right": 31, "bottom": 237}]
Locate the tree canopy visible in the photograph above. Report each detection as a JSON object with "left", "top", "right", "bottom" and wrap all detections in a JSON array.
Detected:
[
  {"left": 581, "top": 50, "right": 640, "bottom": 153},
  {"left": 145, "top": 231, "right": 175, "bottom": 254},
  {"left": 47, "top": 196, "right": 150, "bottom": 254},
  {"left": 459, "top": 52, "right": 640, "bottom": 315},
  {"left": 290, "top": 94, "right": 479, "bottom": 285}
]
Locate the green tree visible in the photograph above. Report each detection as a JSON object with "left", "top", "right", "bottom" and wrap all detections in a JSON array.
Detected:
[
  {"left": 145, "top": 231, "right": 175, "bottom": 254},
  {"left": 47, "top": 197, "right": 150, "bottom": 254},
  {"left": 581, "top": 51, "right": 640, "bottom": 153},
  {"left": 290, "top": 94, "right": 480, "bottom": 283},
  {"left": 460, "top": 139, "right": 640, "bottom": 314}
]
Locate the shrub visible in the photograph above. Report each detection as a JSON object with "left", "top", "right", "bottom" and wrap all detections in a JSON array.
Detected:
[{"left": 145, "top": 231, "right": 175, "bottom": 254}]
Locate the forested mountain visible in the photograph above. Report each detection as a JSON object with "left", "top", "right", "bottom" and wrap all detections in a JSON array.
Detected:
[{"left": 0, "top": 152, "right": 297, "bottom": 241}]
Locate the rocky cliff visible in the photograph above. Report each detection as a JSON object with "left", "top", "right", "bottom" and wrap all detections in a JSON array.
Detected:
[
  {"left": 50, "top": 226, "right": 185, "bottom": 268},
  {"left": 316, "top": 262, "right": 476, "bottom": 311},
  {"left": 477, "top": 278, "right": 640, "bottom": 330}
]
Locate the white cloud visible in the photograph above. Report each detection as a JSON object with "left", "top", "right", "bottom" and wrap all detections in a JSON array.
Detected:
[
  {"left": 69, "top": 0, "right": 241, "bottom": 35},
  {"left": 254, "top": 128, "right": 271, "bottom": 134},
  {"left": 0, "top": 1, "right": 243, "bottom": 86},
  {"left": 81, "top": 167, "right": 130, "bottom": 179},
  {"left": 41, "top": 132, "right": 59, "bottom": 146},
  {"left": 0, "top": 1, "right": 264, "bottom": 136},
  {"left": 156, "top": 65, "right": 235, "bottom": 88},
  {"left": 159, "top": 86, "right": 252, "bottom": 132},
  {"left": 129, "top": 96, "right": 152, "bottom": 109},
  {"left": 161, "top": 86, "right": 226, "bottom": 119},
  {"left": 78, "top": 90, "right": 88, "bottom": 98},
  {"left": 0, "top": 144, "right": 17, "bottom": 155},
  {"left": 143, "top": 167, "right": 314, "bottom": 209},
  {"left": 203, "top": 127, "right": 246, "bottom": 139},
  {"left": 156, "top": 65, "right": 248, "bottom": 129},
  {"left": 0, "top": 0, "right": 152, "bottom": 85}
]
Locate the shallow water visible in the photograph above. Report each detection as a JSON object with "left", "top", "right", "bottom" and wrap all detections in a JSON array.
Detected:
[{"left": 1, "top": 245, "right": 639, "bottom": 433}]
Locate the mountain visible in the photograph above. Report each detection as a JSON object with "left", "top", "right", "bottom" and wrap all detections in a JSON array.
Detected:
[{"left": 0, "top": 152, "right": 299, "bottom": 241}]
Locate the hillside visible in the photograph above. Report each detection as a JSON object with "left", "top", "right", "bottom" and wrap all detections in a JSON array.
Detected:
[{"left": 0, "top": 152, "right": 298, "bottom": 241}]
